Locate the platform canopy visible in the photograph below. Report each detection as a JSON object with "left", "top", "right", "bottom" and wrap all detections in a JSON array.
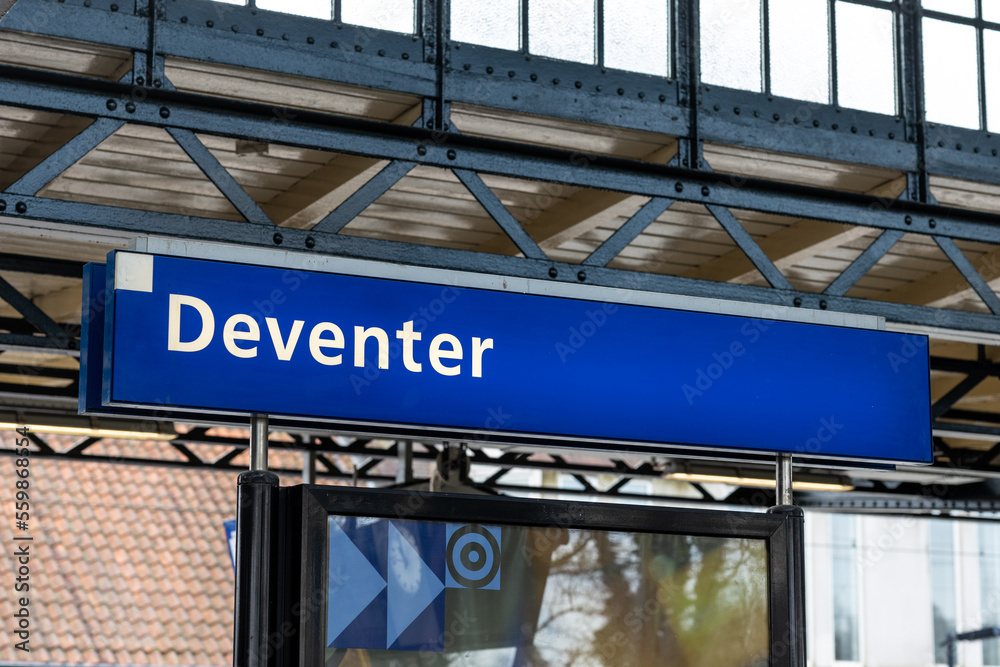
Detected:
[{"left": 0, "top": 0, "right": 998, "bottom": 511}]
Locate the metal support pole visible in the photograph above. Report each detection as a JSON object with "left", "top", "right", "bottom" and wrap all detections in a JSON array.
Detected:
[
  {"left": 250, "top": 413, "right": 268, "bottom": 471},
  {"left": 776, "top": 452, "right": 794, "bottom": 506},
  {"left": 233, "top": 469, "right": 279, "bottom": 667},
  {"left": 396, "top": 440, "right": 413, "bottom": 484},
  {"left": 302, "top": 449, "right": 316, "bottom": 485},
  {"left": 769, "top": 452, "right": 805, "bottom": 666},
  {"left": 233, "top": 413, "right": 277, "bottom": 667}
]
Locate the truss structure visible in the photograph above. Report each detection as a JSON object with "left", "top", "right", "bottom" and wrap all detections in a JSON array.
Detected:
[{"left": 3, "top": 0, "right": 1000, "bottom": 511}]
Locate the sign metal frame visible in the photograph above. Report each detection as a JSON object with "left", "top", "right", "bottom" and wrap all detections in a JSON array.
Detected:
[{"left": 85, "top": 237, "right": 932, "bottom": 465}]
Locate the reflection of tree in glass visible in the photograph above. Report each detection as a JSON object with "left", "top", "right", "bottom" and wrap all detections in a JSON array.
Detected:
[
  {"left": 327, "top": 526, "right": 767, "bottom": 666},
  {"left": 533, "top": 529, "right": 769, "bottom": 667}
]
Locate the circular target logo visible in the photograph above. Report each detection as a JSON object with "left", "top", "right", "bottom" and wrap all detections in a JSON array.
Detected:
[{"left": 446, "top": 524, "right": 501, "bottom": 590}]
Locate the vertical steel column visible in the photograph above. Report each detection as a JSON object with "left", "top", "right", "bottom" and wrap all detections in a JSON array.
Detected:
[
  {"left": 250, "top": 413, "right": 268, "bottom": 471},
  {"left": 769, "top": 453, "right": 806, "bottom": 666},
  {"left": 233, "top": 414, "right": 278, "bottom": 667},
  {"left": 396, "top": 440, "right": 414, "bottom": 484},
  {"left": 302, "top": 450, "right": 316, "bottom": 485},
  {"left": 776, "top": 452, "right": 793, "bottom": 506},
  {"left": 899, "top": 0, "right": 931, "bottom": 203},
  {"left": 674, "top": 0, "right": 702, "bottom": 169}
]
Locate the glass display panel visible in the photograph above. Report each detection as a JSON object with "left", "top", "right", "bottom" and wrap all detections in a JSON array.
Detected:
[
  {"left": 256, "top": 0, "right": 331, "bottom": 20},
  {"left": 342, "top": 0, "right": 416, "bottom": 34},
  {"left": 451, "top": 0, "right": 521, "bottom": 50},
  {"left": 604, "top": 0, "right": 669, "bottom": 77},
  {"left": 923, "top": 18, "right": 980, "bottom": 129},
  {"left": 769, "top": 0, "right": 830, "bottom": 103},
  {"left": 988, "top": 31, "right": 1000, "bottom": 133},
  {"left": 700, "top": 0, "right": 763, "bottom": 92},
  {"left": 324, "top": 515, "right": 770, "bottom": 666},
  {"left": 986, "top": 0, "right": 1000, "bottom": 24},
  {"left": 835, "top": 2, "right": 897, "bottom": 115},
  {"left": 922, "top": 0, "right": 976, "bottom": 18},
  {"left": 529, "top": 0, "right": 596, "bottom": 64}
]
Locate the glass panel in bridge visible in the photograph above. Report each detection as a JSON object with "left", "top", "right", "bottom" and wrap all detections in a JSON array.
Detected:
[
  {"left": 326, "top": 516, "right": 770, "bottom": 665},
  {"left": 529, "top": 0, "right": 596, "bottom": 64},
  {"left": 451, "top": 0, "right": 521, "bottom": 50},
  {"left": 768, "top": 0, "right": 830, "bottom": 104},
  {"left": 923, "top": 18, "right": 980, "bottom": 129},
  {"left": 930, "top": 520, "right": 957, "bottom": 666},
  {"left": 922, "top": 0, "right": 976, "bottom": 18},
  {"left": 834, "top": 1, "right": 896, "bottom": 116},
  {"left": 256, "top": 0, "right": 331, "bottom": 19},
  {"left": 987, "top": 31, "right": 1000, "bottom": 132},
  {"left": 603, "top": 0, "right": 669, "bottom": 76},
  {"left": 979, "top": 523, "right": 1000, "bottom": 666},
  {"left": 342, "top": 0, "right": 416, "bottom": 34},
  {"left": 700, "top": 0, "right": 763, "bottom": 92},
  {"left": 986, "top": 0, "right": 1000, "bottom": 23},
  {"left": 831, "top": 514, "right": 859, "bottom": 662}
]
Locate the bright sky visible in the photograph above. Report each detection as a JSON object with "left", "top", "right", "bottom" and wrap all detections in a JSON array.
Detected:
[{"left": 221, "top": 0, "right": 991, "bottom": 131}]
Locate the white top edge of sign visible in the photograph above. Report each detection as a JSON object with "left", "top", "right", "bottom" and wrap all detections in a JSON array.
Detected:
[{"left": 130, "top": 236, "right": 884, "bottom": 331}]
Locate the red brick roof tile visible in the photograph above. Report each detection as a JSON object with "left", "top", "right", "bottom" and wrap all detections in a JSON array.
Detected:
[{"left": 0, "top": 450, "right": 239, "bottom": 666}]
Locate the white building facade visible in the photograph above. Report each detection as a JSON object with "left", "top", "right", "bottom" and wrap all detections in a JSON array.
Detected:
[{"left": 807, "top": 513, "right": 1000, "bottom": 667}]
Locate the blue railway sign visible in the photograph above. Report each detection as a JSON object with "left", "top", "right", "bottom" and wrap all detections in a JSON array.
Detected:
[{"left": 85, "top": 248, "right": 932, "bottom": 463}]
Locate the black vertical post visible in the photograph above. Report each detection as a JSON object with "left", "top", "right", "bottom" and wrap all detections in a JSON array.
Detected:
[
  {"left": 233, "top": 470, "right": 280, "bottom": 667},
  {"left": 768, "top": 505, "right": 807, "bottom": 666},
  {"left": 828, "top": 0, "right": 838, "bottom": 108},
  {"left": 596, "top": 0, "right": 605, "bottom": 68},
  {"left": 761, "top": 0, "right": 771, "bottom": 95},
  {"left": 674, "top": 0, "right": 701, "bottom": 170},
  {"left": 899, "top": 0, "right": 931, "bottom": 203},
  {"left": 978, "top": 0, "right": 987, "bottom": 131},
  {"left": 769, "top": 454, "right": 806, "bottom": 666}
]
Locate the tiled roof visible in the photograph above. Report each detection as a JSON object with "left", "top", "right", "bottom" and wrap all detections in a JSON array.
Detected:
[
  {"left": 0, "top": 435, "right": 243, "bottom": 666},
  {"left": 0, "top": 427, "right": 388, "bottom": 666}
]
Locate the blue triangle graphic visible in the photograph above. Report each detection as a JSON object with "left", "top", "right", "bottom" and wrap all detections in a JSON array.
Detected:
[
  {"left": 386, "top": 522, "right": 444, "bottom": 649},
  {"left": 327, "top": 519, "right": 387, "bottom": 645}
]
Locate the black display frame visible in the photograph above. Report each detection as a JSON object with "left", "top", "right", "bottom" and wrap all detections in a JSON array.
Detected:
[{"left": 277, "top": 484, "right": 797, "bottom": 667}]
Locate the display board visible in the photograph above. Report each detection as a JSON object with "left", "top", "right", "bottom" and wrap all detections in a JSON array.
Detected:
[
  {"left": 85, "top": 247, "right": 932, "bottom": 463},
  {"left": 289, "top": 486, "right": 788, "bottom": 667}
]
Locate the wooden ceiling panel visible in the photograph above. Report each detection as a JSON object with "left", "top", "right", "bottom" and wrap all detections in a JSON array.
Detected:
[
  {"left": 452, "top": 104, "right": 675, "bottom": 159},
  {"left": 703, "top": 143, "right": 902, "bottom": 193},
  {"left": 341, "top": 216, "right": 491, "bottom": 250},
  {"left": 0, "top": 31, "right": 129, "bottom": 79},
  {"left": 39, "top": 124, "right": 243, "bottom": 220},
  {"left": 42, "top": 177, "right": 243, "bottom": 220},
  {"left": 166, "top": 58, "right": 421, "bottom": 120},
  {"left": 931, "top": 175, "right": 1000, "bottom": 214}
]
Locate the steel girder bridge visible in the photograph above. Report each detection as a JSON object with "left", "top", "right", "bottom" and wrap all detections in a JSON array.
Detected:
[{"left": 2, "top": 0, "right": 1000, "bottom": 513}]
